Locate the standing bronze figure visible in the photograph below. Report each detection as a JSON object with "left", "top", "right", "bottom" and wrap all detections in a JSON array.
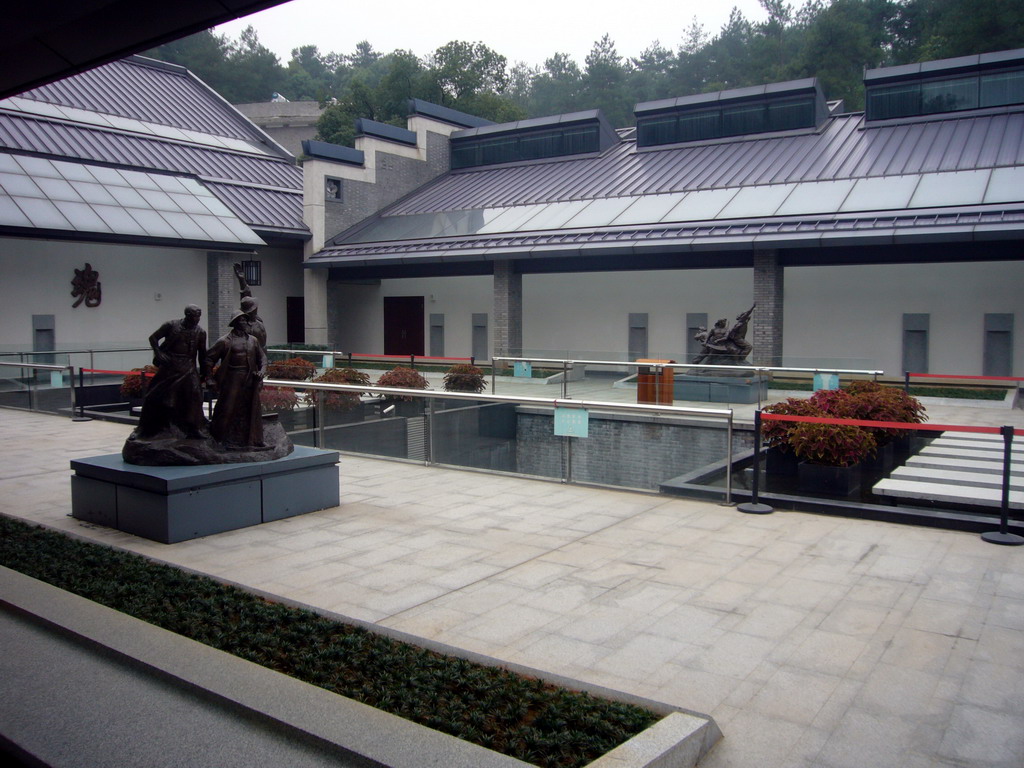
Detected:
[
  {"left": 206, "top": 309, "right": 268, "bottom": 449},
  {"left": 135, "top": 304, "right": 209, "bottom": 440},
  {"left": 234, "top": 262, "right": 267, "bottom": 351}
]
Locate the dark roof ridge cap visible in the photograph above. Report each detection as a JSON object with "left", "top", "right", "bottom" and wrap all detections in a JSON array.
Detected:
[
  {"left": 451, "top": 108, "right": 615, "bottom": 140},
  {"left": 354, "top": 118, "right": 417, "bottom": 146},
  {"left": 125, "top": 55, "right": 189, "bottom": 77},
  {"left": 865, "top": 47, "right": 1024, "bottom": 83},
  {"left": 407, "top": 98, "right": 494, "bottom": 128},
  {"left": 635, "top": 77, "right": 821, "bottom": 115}
]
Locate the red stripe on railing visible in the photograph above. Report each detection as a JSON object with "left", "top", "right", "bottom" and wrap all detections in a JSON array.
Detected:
[
  {"left": 346, "top": 353, "right": 473, "bottom": 361},
  {"left": 761, "top": 412, "right": 1024, "bottom": 437},
  {"left": 908, "top": 373, "right": 1024, "bottom": 382}
]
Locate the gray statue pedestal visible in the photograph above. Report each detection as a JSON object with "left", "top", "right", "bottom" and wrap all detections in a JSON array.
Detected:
[
  {"left": 70, "top": 446, "right": 339, "bottom": 544},
  {"left": 675, "top": 373, "right": 768, "bottom": 404}
]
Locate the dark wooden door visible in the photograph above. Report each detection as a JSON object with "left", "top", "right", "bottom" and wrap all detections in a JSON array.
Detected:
[
  {"left": 384, "top": 296, "right": 424, "bottom": 355},
  {"left": 286, "top": 296, "right": 304, "bottom": 344}
]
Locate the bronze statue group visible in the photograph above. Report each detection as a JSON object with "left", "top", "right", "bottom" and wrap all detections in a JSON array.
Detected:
[{"left": 123, "top": 264, "right": 289, "bottom": 465}]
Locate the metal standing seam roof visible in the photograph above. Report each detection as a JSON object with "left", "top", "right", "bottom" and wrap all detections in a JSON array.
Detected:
[
  {"left": 0, "top": 114, "right": 302, "bottom": 189},
  {"left": 310, "top": 107, "right": 1024, "bottom": 267},
  {"left": 0, "top": 153, "right": 265, "bottom": 248},
  {"left": 18, "top": 57, "right": 274, "bottom": 146},
  {"left": 203, "top": 182, "right": 305, "bottom": 232},
  {"left": 310, "top": 207, "right": 1024, "bottom": 268},
  {"left": 0, "top": 56, "right": 307, "bottom": 237},
  {"left": 382, "top": 111, "right": 1024, "bottom": 215}
]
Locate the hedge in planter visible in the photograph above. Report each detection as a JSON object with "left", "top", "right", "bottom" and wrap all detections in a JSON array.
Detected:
[
  {"left": 375, "top": 366, "right": 429, "bottom": 401},
  {"left": 443, "top": 364, "right": 486, "bottom": 394},
  {"left": 310, "top": 367, "right": 371, "bottom": 412},
  {"left": 120, "top": 364, "right": 158, "bottom": 400},
  {"left": 261, "top": 357, "right": 317, "bottom": 413}
]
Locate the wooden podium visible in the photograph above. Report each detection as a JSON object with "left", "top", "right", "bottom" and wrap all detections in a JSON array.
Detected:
[{"left": 636, "top": 359, "right": 675, "bottom": 404}]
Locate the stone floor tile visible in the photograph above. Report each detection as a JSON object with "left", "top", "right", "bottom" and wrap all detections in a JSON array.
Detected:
[
  {"left": 816, "top": 601, "right": 890, "bottom": 637},
  {"left": 938, "top": 705, "right": 1024, "bottom": 767},
  {"left": 785, "top": 630, "right": 869, "bottom": 676},
  {"left": 697, "top": 710, "right": 811, "bottom": 768},
  {"left": 747, "top": 667, "right": 843, "bottom": 725},
  {"left": 814, "top": 710, "right": 918, "bottom": 768},
  {"left": 6, "top": 409, "right": 1024, "bottom": 768},
  {"left": 853, "top": 662, "right": 942, "bottom": 716},
  {"left": 730, "top": 603, "right": 807, "bottom": 640}
]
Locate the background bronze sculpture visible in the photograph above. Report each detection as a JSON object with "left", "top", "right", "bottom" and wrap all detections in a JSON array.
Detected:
[{"left": 692, "top": 304, "right": 755, "bottom": 365}]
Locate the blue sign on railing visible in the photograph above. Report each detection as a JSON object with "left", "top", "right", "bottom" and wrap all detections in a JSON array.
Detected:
[
  {"left": 514, "top": 361, "right": 533, "bottom": 378},
  {"left": 554, "top": 407, "right": 589, "bottom": 437}
]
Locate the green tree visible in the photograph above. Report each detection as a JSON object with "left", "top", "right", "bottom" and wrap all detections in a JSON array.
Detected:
[
  {"left": 429, "top": 41, "right": 510, "bottom": 103},
  {"left": 893, "top": 0, "right": 1024, "bottom": 62},
  {"left": 528, "top": 53, "right": 584, "bottom": 116},
  {"left": 144, "top": 29, "right": 231, "bottom": 93},
  {"left": 224, "top": 26, "right": 287, "bottom": 103},
  {"left": 798, "top": 0, "right": 886, "bottom": 108},
  {"left": 582, "top": 34, "right": 631, "bottom": 126},
  {"left": 629, "top": 41, "right": 676, "bottom": 103}
]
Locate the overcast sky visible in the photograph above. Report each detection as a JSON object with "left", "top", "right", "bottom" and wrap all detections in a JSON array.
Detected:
[{"left": 216, "top": 0, "right": 769, "bottom": 69}]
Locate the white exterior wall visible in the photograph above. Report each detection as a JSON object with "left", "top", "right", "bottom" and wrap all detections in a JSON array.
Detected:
[
  {"left": 328, "top": 269, "right": 747, "bottom": 361},
  {"left": 243, "top": 245, "right": 304, "bottom": 345},
  {"left": 326, "top": 261, "right": 1022, "bottom": 377},
  {"left": 0, "top": 237, "right": 206, "bottom": 351},
  {"left": 785, "top": 261, "right": 1024, "bottom": 376},
  {"left": 523, "top": 270, "right": 747, "bottom": 359},
  {"left": 0, "top": 237, "right": 304, "bottom": 351},
  {"left": 331, "top": 276, "right": 492, "bottom": 356}
]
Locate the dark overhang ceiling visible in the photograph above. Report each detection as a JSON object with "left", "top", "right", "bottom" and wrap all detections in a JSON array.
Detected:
[{"left": 0, "top": 0, "right": 292, "bottom": 100}]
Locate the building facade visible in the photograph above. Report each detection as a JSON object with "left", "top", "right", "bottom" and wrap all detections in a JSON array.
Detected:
[
  {"left": 0, "top": 56, "right": 309, "bottom": 355},
  {"left": 303, "top": 52, "right": 1024, "bottom": 378}
]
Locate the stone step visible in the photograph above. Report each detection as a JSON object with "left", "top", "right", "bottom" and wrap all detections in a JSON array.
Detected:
[
  {"left": 905, "top": 455, "right": 1024, "bottom": 477},
  {"left": 890, "top": 466, "right": 1024, "bottom": 490},
  {"left": 918, "top": 445, "right": 1013, "bottom": 462},
  {"left": 931, "top": 436, "right": 1024, "bottom": 454},
  {"left": 872, "top": 478, "right": 1024, "bottom": 509}
]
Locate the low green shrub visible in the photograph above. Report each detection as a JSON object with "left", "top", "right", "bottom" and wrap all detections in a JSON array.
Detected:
[{"left": 0, "top": 516, "right": 659, "bottom": 768}]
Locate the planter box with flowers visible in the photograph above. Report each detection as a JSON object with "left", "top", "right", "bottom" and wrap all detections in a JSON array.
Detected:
[
  {"left": 310, "top": 367, "right": 371, "bottom": 424},
  {"left": 762, "top": 382, "right": 926, "bottom": 497},
  {"left": 260, "top": 356, "right": 316, "bottom": 415},
  {"left": 375, "top": 366, "right": 430, "bottom": 416}
]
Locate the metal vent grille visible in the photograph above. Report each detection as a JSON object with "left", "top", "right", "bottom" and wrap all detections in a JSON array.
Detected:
[{"left": 407, "top": 416, "right": 428, "bottom": 461}]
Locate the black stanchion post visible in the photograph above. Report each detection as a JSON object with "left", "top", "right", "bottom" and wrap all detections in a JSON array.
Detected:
[
  {"left": 904, "top": 371, "right": 910, "bottom": 394},
  {"left": 738, "top": 410, "right": 774, "bottom": 514},
  {"left": 981, "top": 425, "right": 1023, "bottom": 545}
]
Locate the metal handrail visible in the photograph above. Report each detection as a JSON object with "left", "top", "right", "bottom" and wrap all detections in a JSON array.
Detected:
[
  {"left": 491, "top": 356, "right": 884, "bottom": 407},
  {"left": 493, "top": 356, "right": 884, "bottom": 377},
  {"left": 263, "top": 378, "right": 737, "bottom": 502},
  {"left": 0, "top": 360, "right": 77, "bottom": 418}
]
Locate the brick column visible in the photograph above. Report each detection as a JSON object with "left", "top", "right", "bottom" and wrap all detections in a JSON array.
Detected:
[
  {"left": 493, "top": 260, "right": 522, "bottom": 366},
  {"left": 752, "top": 249, "right": 784, "bottom": 366},
  {"left": 206, "top": 252, "right": 239, "bottom": 340}
]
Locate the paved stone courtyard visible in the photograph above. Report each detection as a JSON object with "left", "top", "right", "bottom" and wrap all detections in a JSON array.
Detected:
[{"left": 1, "top": 408, "right": 1023, "bottom": 767}]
